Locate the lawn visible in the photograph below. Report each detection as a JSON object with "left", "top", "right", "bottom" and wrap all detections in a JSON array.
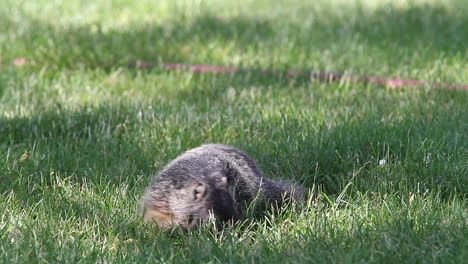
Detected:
[{"left": 0, "top": 0, "right": 467, "bottom": 263}]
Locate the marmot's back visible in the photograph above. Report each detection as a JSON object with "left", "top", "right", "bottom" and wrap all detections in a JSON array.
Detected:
[{"left": 142, "top": 144, "right": 306, "bottom": 228}]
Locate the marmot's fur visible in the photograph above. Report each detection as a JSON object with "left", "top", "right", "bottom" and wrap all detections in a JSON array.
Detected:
[{"left": 141, "top": 144, "right": 306, "bottom": 228}]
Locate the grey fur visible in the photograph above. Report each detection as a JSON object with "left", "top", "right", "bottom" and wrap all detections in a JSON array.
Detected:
[{"left": 141, "top": 144, "right": 307, "bottom": 228}]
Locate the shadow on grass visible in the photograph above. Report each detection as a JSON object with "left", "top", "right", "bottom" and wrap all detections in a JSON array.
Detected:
[
  {"left": 259, "top": 111, "right": 467, "bottom": 198},
  {"left": 0, "top": 98, "right": 466, "bottom": 203},
  {"left": 0, "top": 105, "right": 152, "bottom": 195}
]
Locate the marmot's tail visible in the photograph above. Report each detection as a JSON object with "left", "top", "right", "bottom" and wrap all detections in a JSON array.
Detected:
[{"left": 260, "top": 178, "right": 308, "bottom": 207}]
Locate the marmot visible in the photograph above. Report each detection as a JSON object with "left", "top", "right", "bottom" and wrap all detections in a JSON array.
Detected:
[{"left": 141, "top": 144, "right": 307, "bottom": 228}]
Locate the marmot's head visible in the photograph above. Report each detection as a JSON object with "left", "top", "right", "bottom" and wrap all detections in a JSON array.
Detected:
[{"left": 142, "top": 173, "right": 239, "bottom": 229}]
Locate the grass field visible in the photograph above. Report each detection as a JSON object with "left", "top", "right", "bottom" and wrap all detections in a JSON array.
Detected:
[{"left": 0, "top": 0, "right": 467, "bottom": 263}]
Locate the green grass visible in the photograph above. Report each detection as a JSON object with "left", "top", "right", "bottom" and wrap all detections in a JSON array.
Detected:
[{"left": 0, "top": 0, "right": 467, "bottom": 263}]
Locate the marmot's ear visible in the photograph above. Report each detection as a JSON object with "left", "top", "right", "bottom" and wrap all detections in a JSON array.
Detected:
[
  {"left": 220, "top": 176, "right": 228, "bottom": 186},
  {"left": 192, "top": 182, "right": 207, "bottom": 200},
  {"left": 220, "top": 175, "right": 234, "bottom": 187}
]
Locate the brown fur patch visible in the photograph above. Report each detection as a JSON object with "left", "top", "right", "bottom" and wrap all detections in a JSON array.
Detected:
[{"left": 144, "top": 209, "right": 177, "bottom": 228}]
